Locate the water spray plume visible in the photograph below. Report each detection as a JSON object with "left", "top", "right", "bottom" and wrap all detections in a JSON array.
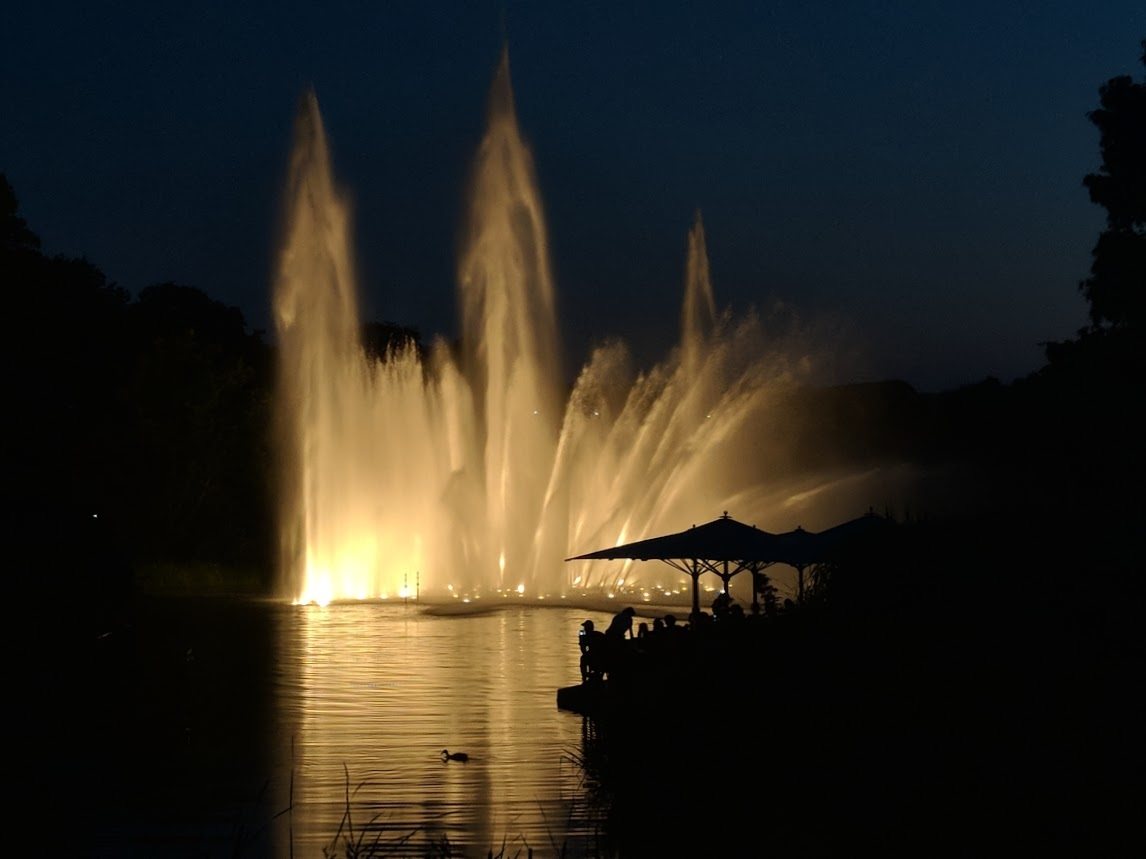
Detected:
[
  {"left": 459, "top": 46, "right": 562, "bottom": 595},
  {"left": 682, "top": 210, "right": 716, "bottom": 379},
  {"left": 274, "top": 58, "right": 911, "bottom": 606}
]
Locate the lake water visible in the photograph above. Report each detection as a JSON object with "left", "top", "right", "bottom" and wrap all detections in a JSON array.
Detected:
[{"left": 59, "top": 596, "right": 626, "bottom": 858}]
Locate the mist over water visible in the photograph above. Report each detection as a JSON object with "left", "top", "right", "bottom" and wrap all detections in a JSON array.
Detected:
[{"left": 274, "top": 52, "right": 916, "bottom": 605}]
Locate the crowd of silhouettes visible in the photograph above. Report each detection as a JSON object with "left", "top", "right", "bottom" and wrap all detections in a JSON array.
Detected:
[{"left": 578, "top": 592, "right": 796, "bottom": 685}]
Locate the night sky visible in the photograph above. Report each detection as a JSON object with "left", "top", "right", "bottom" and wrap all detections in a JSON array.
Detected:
[{"left": 3, "top": 2, "right": 1143, "bottom": 392}]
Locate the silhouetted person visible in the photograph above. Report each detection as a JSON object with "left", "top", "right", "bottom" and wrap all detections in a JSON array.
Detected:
[
  {"left": 579, "top": 620, "right": 606, "bottom": 682},
  {"left": 599, "top": 607, "right": 637, "bottom": 680},
  {"left": 606, "top": 606, "right": 636, "bottom": 640},
  {"left": 660, "top": 614, "right": 687, "bottom": 657},
  {"left": 644, "top": 617, "right": 667, "bottom": 655},
  {"left": 634, "top": 621, "right": 650, "bottom": 656},
  {"left": 690, "top": 610, "right": 713, "bottom": 633},
  {"left": 711, "top": 591, "right": 732, "bottom": 619}
]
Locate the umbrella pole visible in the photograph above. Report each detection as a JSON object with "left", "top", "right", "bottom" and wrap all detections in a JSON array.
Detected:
[{"left": 690, "top": 558, "right": 700, "bottom": 621}]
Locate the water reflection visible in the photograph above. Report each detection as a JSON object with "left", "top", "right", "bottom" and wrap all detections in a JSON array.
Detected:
[{"left": 275, "top": 603, "right": 618, "bottom": 857}]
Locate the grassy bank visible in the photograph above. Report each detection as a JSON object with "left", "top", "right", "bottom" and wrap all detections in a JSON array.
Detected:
[{"left": 133, "top": 561, "right": 271, "bottom": 597}]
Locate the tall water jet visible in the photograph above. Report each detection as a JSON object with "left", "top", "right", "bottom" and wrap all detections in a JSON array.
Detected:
[
  {"left": 458, "top": 49, "right": 562, "bottom": 590},
  {"left": 275, "top": 54, "right": 918, "bottom": 606},
  {"left": 274, "top": 89, "right": 369, "bottom": 604},
  {"left": 681, "top": 210, "right": 717, "bottom": 380}
]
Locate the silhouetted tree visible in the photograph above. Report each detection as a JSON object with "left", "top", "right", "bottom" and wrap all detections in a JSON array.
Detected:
[
  {"left": 5, "top": 175, "right": 275, "bottom": 595},
  {"left": 1033, "top": 40, "right": 1145, "bottom": 545},
  {"left": 125, "top": 283, "right": 273, "bottom": 571},
  {"left": 6, "top": 186, "right": 133, "bottom": 521},
  {"left": 1079, "top": 39, "right": 1146, "bottom": 331},
  {"left": 1, "top": 172, "right": 40, "bottom": 253}
]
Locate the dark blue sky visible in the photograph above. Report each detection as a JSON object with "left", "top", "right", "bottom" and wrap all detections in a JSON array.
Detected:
[{"left": 3, "top": 2, "right": 1143, "bottom": 391}]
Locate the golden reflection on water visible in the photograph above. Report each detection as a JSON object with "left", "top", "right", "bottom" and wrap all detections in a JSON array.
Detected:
[{"left": 273, "top": 603, "right": 617, "bottom": 857}]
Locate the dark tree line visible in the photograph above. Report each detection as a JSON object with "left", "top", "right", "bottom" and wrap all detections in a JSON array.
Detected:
[{"left": 5, "top": 174, "right": 276, "bottom": 598}]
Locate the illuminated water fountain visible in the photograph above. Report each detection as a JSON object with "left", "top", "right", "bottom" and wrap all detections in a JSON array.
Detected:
[{"left": 274, "top": 52, "right": 911, "bottom": 606}]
